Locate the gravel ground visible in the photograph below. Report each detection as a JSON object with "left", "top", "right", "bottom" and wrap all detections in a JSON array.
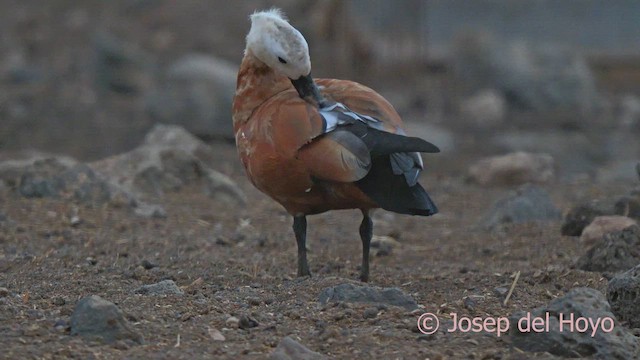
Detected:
[{"left": 1, "top": 142, "right": 633, "bottom": 359}]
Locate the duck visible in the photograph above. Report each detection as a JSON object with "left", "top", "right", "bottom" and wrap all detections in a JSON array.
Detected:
[{"left": 232, "top": 8, "right": 439, "bottom": 282}]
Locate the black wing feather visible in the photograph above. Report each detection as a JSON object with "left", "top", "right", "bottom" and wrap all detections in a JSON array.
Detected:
[{"left": 356, "top": 156, "right": 438, "bottom": 216}]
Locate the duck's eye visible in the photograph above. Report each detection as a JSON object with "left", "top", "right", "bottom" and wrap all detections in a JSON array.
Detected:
[{"left": 278, "top": 57, "right": 287, "bottom": 64}]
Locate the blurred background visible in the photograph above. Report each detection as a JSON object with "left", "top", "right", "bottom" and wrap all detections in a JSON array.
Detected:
[{"left": 1, "top": 0, "right": 639, "bottom": 181}]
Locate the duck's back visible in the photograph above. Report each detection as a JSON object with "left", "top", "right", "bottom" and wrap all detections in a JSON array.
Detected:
[{"left": 235, "top": 76, "right": 437, "bottom": 216}]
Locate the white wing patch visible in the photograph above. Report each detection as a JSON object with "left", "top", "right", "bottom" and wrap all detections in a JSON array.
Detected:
[
  {"left": 317, "top": 101, "right": 426, "bottom": 187},
  {"left": 318, "top": 102, "right": 384, "bottom": 133}
]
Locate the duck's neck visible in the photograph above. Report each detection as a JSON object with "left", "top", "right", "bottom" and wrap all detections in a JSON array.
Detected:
[{"left": 232, "top": 50, "right": 292, "bottom": 129}]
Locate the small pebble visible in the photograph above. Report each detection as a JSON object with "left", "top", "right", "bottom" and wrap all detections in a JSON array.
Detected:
[
  {"left": 113, "top": 340, "right": 131, "bottom": 350},
  {"left": 70, "top": 215, "right": 82, "bottom": 227},
  {"left": 225, "top": 316, "right": 240, "bottom": 329},
  {"left": 264, "top": 297, "right": 275, "bottom": 305},
  {"left": 494, "top": 287, "right": 508, "bottom": 298},
  {"left": 208, "top": 327, "right": 226, "bottom": 341},
  {"left": 0, "top": 287, "right": 9, "bottom": 297},
  {"left": 86, "top": 257, "right": 97, "bottom": 266},
  {"left": 238, "top": 314, "right": 259, "bottom": 329},
  {"left": 215, "top": 237, "right": 230, "bottom": 245},
  {"left": 247, "top": 297, "right": 261, "bottom": 306},
  {"left": 363, "top": 307, "right": 379, "bottom": 319},
  {"left": 463, "top": 297, "right": 477, "bottom": 310},
  {"left": 53, "top": 319, "right": 69, "bottom": 332},
  {"left": 141, "top": 260, "right": 157, "bottom": 270},
  {"left": 52, "top": 296, "right": 66, "bottom": 306}
]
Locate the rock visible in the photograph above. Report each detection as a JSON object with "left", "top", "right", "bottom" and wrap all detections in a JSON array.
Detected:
[
  {"left": 598, "top": 160, "right": 640, "bottom": 183},
  {"left": 145, "top": 54, "right": 237, "bottom": 139},
  {"left": 481, "top": 184, "right": 561, "bottom": 230},
  {"left": 247, "top": 297, "right": 261, "bottom": 306},
  {"left": 141, "top": 260, "right": 157, "bottom": 270},
  {"left": 53, "top": 319, "right": 69, "bottom": 332},
  {"left": 70, "top": 295, "right": 143, "bottom": 344},
  {"left": 238, "top": 314, "right": 259, "bottom": 330},
  {"left": 94, "top": 32, "right": 153, "bottom": 95},
  {"left": 363, "top": 306, "right": 379, "bottom": 319},
  {"left": 561, "top": 200, "right": 615, "bottom": 236},
  {"left": 468, "top": 152, "right": 555, "bottom": 186},
  {"left": 52, "top": 296, "right": 66, "bottom": 306},
  {"left": 133, "top": 203, "right": 167, "bottom": 218},
  {"left": 90, "top": 124, "right": 245, "bottom": 205},
  {"left": 615, "top": 189, "right": 640, "bottom": 221},
  {"left": 576, "top": 226, "right": 640, "bottom": 272},
  {"left": 510, "top": 288, "right": 639, "bottom": 358},
  {"left": 370, "top": 235, "right": 400, "bottom": 256},
  {"left": 208, "top": 327, "right": 226, "bottom": 341},
  {"left": 134, "top": 280, "right": 184, "bottom": 296},
  {"left": 17, "top": 164, "right": 68, "bottom": 199},
  {"left": 269, "top": 336, "right": 327, "bottom": 360},
  {"left": 2, "top": 50, "right": 45, "bottom": 85},
  {"left": 452, "top": 34, "right": 600, "bottom": 114},
  {"left": 225, "top": 316, "right": 240, "bottom": 329},
  {"left": 0, "top": 155, "right": 136, "bottom": 206},
  {"left": 404, "top": 121, "right": 455, "bottom": 153},
  {"left": 0, "top": 153, "right": 164, "bottom": 216},
  {"left": 603, "top": 131, "right": 640, "bottom": 172},
  {"left": 618, "top": 94, "right": 640, "bottom": 128},
  {"left": 580, "top": 216, "right": 637, "bottom": 245},
  {"left": 0, "top": 154, "right": 73, "bottom": 193},
  {"left": 493, "top": 287, "right": 508, "bottom": 298},
  {"left": 491, "top": 131, "right": 604, "bottom": 178},
  {"left": 608, "top": 264, "right": 640, "bottom": 328},
  {"left": 70, "top": 215, "right": 82, "bottom": 227},
  {"left": 318, "top": 283, "right": 418, "bottom": 310},
  {"left": 459, "top": 88, "right": 506, "bottom": 127}
]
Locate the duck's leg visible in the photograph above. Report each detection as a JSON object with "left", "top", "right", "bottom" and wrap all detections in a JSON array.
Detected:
[
  {"left": 359, "top": 209, "right": 373, "bottom": 282},
  {"left": 293, "top": 215, "right": 311, "bottom": 277}
]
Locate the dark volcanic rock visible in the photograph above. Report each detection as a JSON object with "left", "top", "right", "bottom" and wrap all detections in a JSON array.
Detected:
[
  {"left": 70, "top": 295, "right": 143, "bottom": 345},
  {"left": 576, "top": 226, "right": 640, "bottom": 272},
  {"left": 562, "top": 199, "right": 615, "bottom": 236},
  {"left": 318, "top": 283, "right": 418, "bottom": 310},
  {"left": 238, "top": 314, "right": 259, "bottom": 330},
  {"left": 607, "top": 264, "right": 640, "bottom": 328},
  {"left": 481, "top": 184, "right": 561, "bottom": 230},
  {"left": 269, "top": 336, "right": 327, "bottom": 360},
  {"left": 510, "top": 288, "right": 639, "bottom": 358}
]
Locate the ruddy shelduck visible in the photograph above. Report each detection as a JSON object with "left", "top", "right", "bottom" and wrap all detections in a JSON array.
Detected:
[{"left": 233, "top": 9, "right": 439, "bottom": 282}]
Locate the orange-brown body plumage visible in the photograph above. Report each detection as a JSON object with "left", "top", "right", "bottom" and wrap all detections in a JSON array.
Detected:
[{"left": 233, "top": 51, "right": 404, "bottom": 215}]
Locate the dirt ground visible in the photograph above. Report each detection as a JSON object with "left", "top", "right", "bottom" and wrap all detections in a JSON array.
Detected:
[
  {"left": 1, "top": 140, "right": 633, "bottom": 359},
  {"left": 1, "top": 1, "right": 639, "bottom": 359}
]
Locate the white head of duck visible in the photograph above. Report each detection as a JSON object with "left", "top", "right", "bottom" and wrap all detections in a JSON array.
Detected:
[{"left": 245, "top": 8, "right": 311, "bottom": 81}]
